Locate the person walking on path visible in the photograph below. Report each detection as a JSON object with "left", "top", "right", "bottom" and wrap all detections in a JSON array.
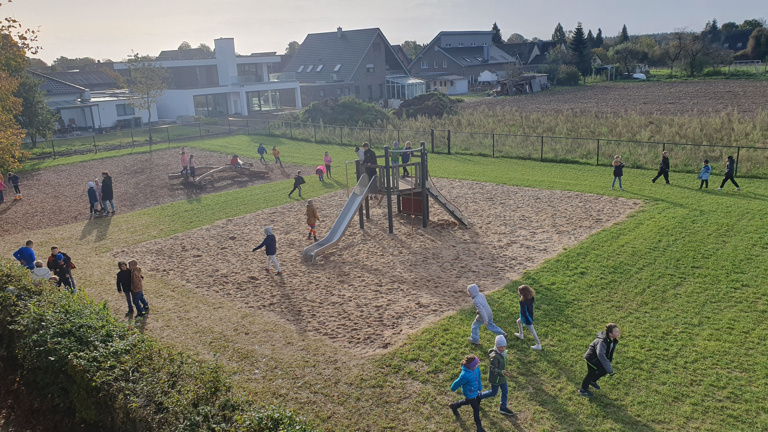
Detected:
[
  {"left": 579, "top": 323, "right": 620, "bottom": 397},
  {"left": 257, "top": 143, "right": 268, "bottom": 163},
  {"left": 449, "top": 355, "right": 487, "bottom": 432},
  {"left": 128, "top": 259, "right": 149, "bottom": 318},
  {"left": 479, "top": 335, "right": 516, "bottom": 416},
  {"left": 252, "top": 226, "right": 281, "bottom": 276},
  {"left": 101, "top": 172, "right": 116, "bottom": 213},
  {"left": 651, "top": 151, "right": 670, "bottom": 184},
  {"left": 306, "top": 199, "right": 321, "bottom": 242},
  {"left": 466, "top": 283, "right": 507, "bottom": 345},
  {"left": 13, "top": 240, "right": 36, "bottom": 270},
  {"left": 401, "top": 141, "right": 413, "bottom": 177},
  {"left": 513, "top": 284, "right": 543, "bottom": 350},
  {"left": 611, "top": 155, "right": 625, "bottom": 191},
  {"left": 116, "top": 261, "right": 134, "bottom": 317},
  {"left": 324, "top": 151, "right": 333, "bottom": 178},
  {"left": 87, "top": 182, "right": 99, "bottom": 215},
  {"left": 288, "top": 171, "right": 305, "bottom": 198},
  {"left": 272, "top": 146, "right": 282, "bottom": 167},
  {"left": 698, "top": 159, "right": 711, "bottom": 189},
  {"left": 8, "top": 172, "right": 21, "bottom": 200},
  {"left": 717, "top": 156, "right": 740, "bottom": 191}
]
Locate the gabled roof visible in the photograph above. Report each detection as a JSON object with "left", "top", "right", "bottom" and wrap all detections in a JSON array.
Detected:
[
  {"left": 499, "top": 43, "right": 536, "bottom": 64},
  {"left": 26, "top": 70, "right": 87, "bottom": 95},
  {"left": 42, "top": 71, "right": 117, "bottom": 89},
  {"left": 391, "top": 44, "right": 411, "bottom": 67},
  {"left": 440, "top": 46, "right": 516, "bottom": 66},
  {"left": 284, "top": 27, "right": 409, "bottom": 83},
  {"left": 157, "top": 48, "right": 214, "bottom": 61}
]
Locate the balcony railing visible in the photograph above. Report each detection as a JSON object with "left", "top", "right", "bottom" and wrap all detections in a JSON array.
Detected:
[
  {"left": 269, "top": 72, "right": 296, "bottom": 81},
  {"left": 231, "top": 76, "right": 264, "bottom": 85}
]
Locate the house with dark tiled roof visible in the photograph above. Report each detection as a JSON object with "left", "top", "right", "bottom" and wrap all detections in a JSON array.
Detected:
[
  {"left": 499, "top": 41, "right": 564, "bottom": 70},
  {"left": 284, "top": 27, "right": 424, "bottom": 106},
  {"left": 41, "top": 70, "right": 117, "bottom": 91},
  {"left": 408, "top": 31, "right": 521, "bottom": 88}
]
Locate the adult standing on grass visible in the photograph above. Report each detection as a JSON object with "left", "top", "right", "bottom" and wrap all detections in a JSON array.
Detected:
[
  {"left": 129, "top": 259, "right": 149, "bottom": 318},
  {"left": 611, "top": 155, "right": 625, "bottom": 191},
  {"left": 479, "top": 335, "right": 516, "bottom": 416},
  {"left": 466, "top": 283, "right": 507, "bottom": 345},
  {"left": 514, "top": 284, "right": 542, "bottom": 350},
  {"left": 717, "top": 156, "right": 740, "bottom": 191},
  {"left": 253, "top": 226, "right": 281, "bottom": 276},
  {"left": 324, "top": 151, "right": 333, "bottom": 178},
  {"left": 449, "top": 355, "right": 487, "bottom": 432},
  {"left": 101, "top": 172, "right": 116, "bottom": 214},
  {"left": 651, "top": 151, "right": 670, "bottom": 184},
  {"left": 13, "top": 240, "right": 36, "bottom": 270},
  {"left": 579, "top": 323, "right": 620, "bottom": 397},
  {"left": 257, "top": 143, "right": 267, "bottom": 163}
]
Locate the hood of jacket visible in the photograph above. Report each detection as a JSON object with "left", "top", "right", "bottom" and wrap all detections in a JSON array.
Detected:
[
  {"left": 467, "top": 284, "right": 480, "bottom": 298},
  {"left": 264, "top": 227, "right": 273, "bottom": 236}
]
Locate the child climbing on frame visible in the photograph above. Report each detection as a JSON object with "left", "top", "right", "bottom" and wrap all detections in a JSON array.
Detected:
[{"left": 306, "top": 199, "right": 321, "bottom": 242}]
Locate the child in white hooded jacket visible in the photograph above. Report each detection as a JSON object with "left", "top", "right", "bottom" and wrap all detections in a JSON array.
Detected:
[{"left": 467, "top": 283, "right": 507, "bottom": 345}]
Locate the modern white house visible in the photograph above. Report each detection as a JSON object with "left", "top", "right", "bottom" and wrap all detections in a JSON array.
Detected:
[{"left": 113, "top": 38, "right": 302, "bottom": 122}]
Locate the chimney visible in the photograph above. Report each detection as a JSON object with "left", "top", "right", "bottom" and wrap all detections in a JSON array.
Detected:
[{"left": 337, "top": 27, "right": 342, "bottom": 38}]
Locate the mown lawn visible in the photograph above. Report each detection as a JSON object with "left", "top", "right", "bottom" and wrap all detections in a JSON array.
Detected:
[{"left": 8, "top": 135, "right": 767, "bottom": 431}]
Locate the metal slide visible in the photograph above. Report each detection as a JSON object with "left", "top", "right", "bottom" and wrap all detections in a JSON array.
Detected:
[
  {"left": 425, "top": 179, "right": 468, "bottom": 227},
  {"left": 302, "top": 174, "right": 377, "bottom": 262}
]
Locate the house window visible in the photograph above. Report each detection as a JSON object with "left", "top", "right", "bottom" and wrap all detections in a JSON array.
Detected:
[
  {"left": 366, "top": 64, "right": 375, "bottom": 73},
  {"left": 458, "top": 43, "right": 464, "bottom": 47},
  {"left": 337, "top": 88, "right": 342, "bottom": 96},
  {"left": 116, "top": 104, "right": 135, "bottom": 116},
  {"left": 297, "top": 65, "right": 305, "bottom": 72},
  {"left": 434, "top": 61, "right": 438, "bottom": 68},
  {"left": 421, "top": 61, "right": 428, "bottom": 69},
  {"left": 443, "top": 60, "right": 447, "bottom": 68},
  {"left": 319, "top": 89, "right": 325, "bottom": 97},
  {"left": 316, "top": 64, "right": 324, "bottom": 72},
  {"left": 483, "top": 42, "right": 488, "bottom": 46},
  {"left": 306, "top": 65, "right": 314, "bottom": 72},
  {"left": 344, "top": 87, "right": 350, "bottom": 96},
  {"left": 450, "top": 81, "right": 454, "bottom": 87},
  {"left": 471, "top": 42, "right": 476, "bottom": 46},
  {"left": 445, "top": 43, "right": 452, "bottom": 47},
  {"left": 736, "top": 43, "right": 743, "bottom": 48},
  {"left": 334, "top": 64, "right": 342, "bottom": 72}
]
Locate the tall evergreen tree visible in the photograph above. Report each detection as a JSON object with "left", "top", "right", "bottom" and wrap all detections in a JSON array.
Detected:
[
  {"left": 491, "top": 22, "right": 503, "bottom": 46},
  {"left": 595, "top": 28, "right": 604, "bottom": 48},
  {"left": 552, "top": 23, "right": 567, "bottom": 45},
  {"left": 569, "top": 23, "right": 590, "bottom": 75},
  {"left": 617, "top": 24, "right": 630, "bottom": 44},
  {"left": 586, "top": 29, "right": 596, "bottom": 49}
]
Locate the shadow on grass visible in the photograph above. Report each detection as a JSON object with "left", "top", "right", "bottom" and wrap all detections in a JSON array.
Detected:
[
  {"left": 79, "top": 213, "right": 113, "bottom": 241},
  {"left": 0, "top": 199, "right": 20, "bottom": 216}
]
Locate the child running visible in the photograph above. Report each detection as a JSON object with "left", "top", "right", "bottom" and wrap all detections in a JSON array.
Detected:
[
  {"left": 306, "top": 199, "right": 321, "bottom": 242},
  {"left": 272, "top": 146, "right": 282, "bottom": 167},
  {"left": 514, "top": 284, "right": 543, "bottom": 350},
  {"left": 257, "top": 143, "right": 267, "bottom": 163},
  {"left": 289, "top": 170, "right": 305, "bottom": 198},
  {"left": 697, "top": 159, "right": 711, "bottom": 189},
  {"left": 467, "top": 283, "right": 507, "bottom": 345},
  {"left": 612, "top": 155, "right": 625, "bottom": 191},
  {"left": 252, "top": 227, "right": 281, "bottom": 276},
  {"left": 449, "top": 355, "right": 487, "bottom": 432},
  {"left": 716, "top": 156, "right": 740, "bottom": 191},
  {"left": 480, "top": 335, "right": 516, "bottom": 416},
  {"left": 8, "top": 172, "right": 21, "bottom": 200}
]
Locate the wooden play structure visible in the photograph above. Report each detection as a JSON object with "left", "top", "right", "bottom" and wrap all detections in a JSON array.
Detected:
[{"left": 167, "top": 162, "right": 270, "bottom": 185}]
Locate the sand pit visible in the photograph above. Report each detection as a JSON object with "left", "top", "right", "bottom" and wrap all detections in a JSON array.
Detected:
[{"left": 115, "top": 179, "right": 640, "bottom": 355}]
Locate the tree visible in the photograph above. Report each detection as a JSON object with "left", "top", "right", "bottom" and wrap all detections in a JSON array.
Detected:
[
  {"left": 491, "top": 22, "right": 503, "bottom": 46},
  {"left": 178, "top": 41, "right": 192, "bottom": 50},
  {"left": 14, "top": 75, "right": 58, "bottom": 147},
  {"left": 124, "top": 54, "right": 168, "bottom": 142},
  {"left": 617, "top": 25, "right": 630, "bottom": 44},
  {"left": 285, "top": 41, "right": 301, "bottom": 56},
  {"left": 663, "top": 31, "right": 687, "bottom": 73},
  {"left": 703, "top": 18, "right": 721, "bottom": 43},
  {"left": 609, "top": 42, "right": 644, "bottom": 73},
  {"left": 552, "top": 23, "right": 567, "bottom": 45},
  {"left": 197, "top": 43, "right": 213, "bottom": 54},
  {"left": 51, "top": 56, "right": 97, "bottom": 70},
  {"left": 586, "top": 30, "right": 595, "bottom": 49},
  {"left": 745, "top": 27, "right": 768, "bottom": 60},
  {"left": 721, "top": 22, "right": 739, "bottom": 34},
  {"left": 26, "top": 57, "right": 48, "bottom": 69},
  {"left": 506, "top": 33, "right": 527, "bottom": 43},
  {"left": 401, "top": 40, "right": 424, "bottom": 60},
  {"left": 739, "top": 19, "right": 765, "bottom": 31},
  {"left": 679, "top": 32, "right": 712, "bottom": 76},
  {"left": 569, "top": 23, "right": 590, "bottom": 75},
  {"left": 595, "top": 28, "right": 604, "bottom": 48}
]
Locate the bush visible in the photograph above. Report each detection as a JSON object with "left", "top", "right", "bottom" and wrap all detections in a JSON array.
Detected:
[
  {"left": 557, "top": 65, "right": 582, "bottom": 86},
  {"left": 391, "top": 92, "right": 458, "bottom": 119},
  {"left": 0, "top": 261, "right": 314, "bottom": 432},
  {"left": 298, "top": 97, "right": 388, "bottom": 127}
]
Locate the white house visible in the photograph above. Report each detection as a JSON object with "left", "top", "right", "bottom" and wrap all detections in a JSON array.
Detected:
[
  {"left": 114, "top": 38, "right": 302, "bottom": 122},
  {"left": 425, "top": 75, "right": 468, "bottom": 95}
]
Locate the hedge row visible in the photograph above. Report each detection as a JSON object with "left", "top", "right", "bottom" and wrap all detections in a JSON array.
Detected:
[{"left": 0, "top": 261, "right": 314, "bottom": 432}]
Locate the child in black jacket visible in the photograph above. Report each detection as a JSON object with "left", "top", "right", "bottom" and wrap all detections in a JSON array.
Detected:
[
  {"left": 116, "top": 261, "right": 133, "bottom": 316},
  {"left": 288, "top": 171, "right": 305, "bottom": 198}
]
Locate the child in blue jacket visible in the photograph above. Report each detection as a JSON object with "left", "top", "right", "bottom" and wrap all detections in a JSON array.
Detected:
[
  {"left": 449, "top": 355, "right": 486, "bottom": 432},
  {"left": 697, "top": 159, "right": 711, "bottom": 189}
]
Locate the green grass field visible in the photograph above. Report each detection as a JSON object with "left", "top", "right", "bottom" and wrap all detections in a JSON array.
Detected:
[{"left": 5, "top": 135, "right": 767, "bottom": 431}]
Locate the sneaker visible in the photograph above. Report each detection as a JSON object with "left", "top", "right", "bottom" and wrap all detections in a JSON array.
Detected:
[
  {"left": 135, "top": 313, "right": 146, "bottom": 320},
  {"left": 531, "top": 344, "right": 542, "bottom": 351},
  {"left": 125, "top": 311, "right": 134, "bottom": 317},
  {"left": 736, "top": 187, "right": 741, "bottom": 191},
  {"left": 514, "top": 332, "right": 524, "bottom": 340},
  {"left": 498, "top": 406, "right": 516, "bottom": 416},
  {"left": 265, "top": 268, "right": 271, "bottom": 273},
  {"left": 611, "top": 187, "right": 614, "bottom": 190},
  {"left": 589, "top": 381, "right": 601, "bottom": 390},
  {"left": 276, "top": 271, "right": 283, "bottom": 276},
  {"left": 144, "top": 306, "right": 149, "bottom": 312},
  {"left": 651, "top": 178, "right": 656, "bottom": 183},
  {"left": 449, "top": 403, "right": 460, "bottom": 417},
  {"left": 467, "top": 337, "right": 480, "bottom": 345},
  {"left": 716, "top": 188, "right": 722, "bottom": 190},
  {"left": 578, "top": 388, "right": 594, "bottom": 397},
  {"left": 620, "top": 188, "right": 625, "bottom": 191}
]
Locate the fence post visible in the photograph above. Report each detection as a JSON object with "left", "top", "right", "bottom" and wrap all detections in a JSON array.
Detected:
[
  {"left": 447, "top": 130, "right": 451, "bottom": 155},
  {"left": 246, "top": 119, "right": 250, "bottom": 135},
  {"left": 267, "top": 120, "right": 271, "bottom": 135},
  {"left": 93, "top": 135, "right": 97, "bottom": 153},
  {"left": 735, "top": 147, "right": 741, "bottom": 176},
  {"left": 131, "top": 131, "right": 135, "bottom": 147},
  {"left": 596, "top": 139, "right": 600, "bottom": 165},
  {"left": 289, "top": 122, "right": 293, "bottom": 139},
  {"left": 167, "top": 127, "right": 171, "bottom": 144},
  {"left": 51, "top": 140, "right": 56, "bottom": 158},
  {"left": 662, "top": 142, "right": 666, "bottom": 152},
  {"left": 228, "top": 118, "right": 232, "bottom": 134},
  {"left": 199, "top": 123, "right": 202, "bottom": 138},
  {"left": 340, "top": 127, "right": 343, "bottom": 145},
  {"left": 368, "top": 128, "right": 372, "bottom": 144},
  {"left": 492, "top": 133, "right": 495, "bottom": 158},
  {"left": 540, "top": 136, "right": 544, "bottom": 161},
  {"left": 314, "top": 124, "right": 317, "bottom": 142},
  {"left": 397, "top": 129, "right": 400, "bottom": 143},
  {"left": 431, "top": 129, "right": 435, "bottom": 153}
]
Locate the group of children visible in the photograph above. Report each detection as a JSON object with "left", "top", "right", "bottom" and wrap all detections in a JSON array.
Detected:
[
  {"left": 115, "top": 259, "right": 150, "bottom": 319},
  {"left": 13, "top": 241, "right": 78, "bottom": 293},
  {"left": 257, "top": 143, "right": 282, "bottom": 167},
  {"left": 452, "top": 283, "right": 618, "bottom": 431},
  {"left": 0, "top": 171, "right": 22, "bottom": 203},
  {"left": 611, "top": 152, "right": 743, "bottom": 191},
  {"left": 86, "top": 172, "right": 116, "bottom": 216}
]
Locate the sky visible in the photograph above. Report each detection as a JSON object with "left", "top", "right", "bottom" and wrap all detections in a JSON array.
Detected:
[{"left": 4, "top": 0, "right": 765, "bottom": 64}]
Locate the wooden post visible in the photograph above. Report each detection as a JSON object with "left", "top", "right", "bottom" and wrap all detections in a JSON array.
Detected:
[
  {"left": 492, "top": 133, "right": 495, "bottom": 158},
  {"left": 93, "top": 135, "right": 97, "bottom": 153},
  {"left": 340, "top": 127, "right": 343, "bottom": 145},
  {"left": 51, "top": 140, "right": 56, "bottom": 158},
  {"left": 228, "top": 118, "right": 232, "bottom": 134},
  {"left": 421, "top": 150, "right": 428, "bottom": 228},
  {"left": 289, "top": 122, "right": 293, "bottom": 139},
  {"left": 198, "top": 123, "right": 202, "bottom": 138},
  {"left": 431, "top": 129, "right": 435, "bottom": 153},
  {"left": 447, "top": 130, "right": 451, "bottom": 155},
  {"left": 735, "top": 147, "right": 741, "bottom": 177},
  {"left": 596, "top": 139, "right": 600, "bottom": 165},
  {"left": 368, "top": 128, "right": 372, "bottom": 144},
  {"left": 384, "top": 146, "right": 394, "bottom": 234},
  {"left": 267, "top": 120, "right": 271, "bottom": 135},
  {"left": 540, "top": 136, "right": 544, "bottom": 161},
  {"left": 131, "top": 131, "right": 135, "bottom": 147},
  {"left": 167, "top": 127, "right": 171, "bottom": 143}
]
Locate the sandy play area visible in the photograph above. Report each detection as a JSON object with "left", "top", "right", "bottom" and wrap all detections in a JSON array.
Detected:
[{"left": 115, "top": 179, "right": 640, "bottom": 355}]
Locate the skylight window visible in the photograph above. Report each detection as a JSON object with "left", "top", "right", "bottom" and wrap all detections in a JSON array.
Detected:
[
  {"left": 462, "top": 56, "right": 471, "bottom": 62},
  {"left": 316, "top": 64, "right": 324, "bottom": 72},
  {"left": 333, "top": 64, "right": 342, "bottom": 72},
  {"left": 306, "top": 65, "right": 314, "bottom": 72},
  {"left": 490, "top": 56, "right": 497, "bottom": 61},
  {"left": 297, "top": 65, "right": 304, "bottom": 72},
  {"left": 475, "top": 56, "right": 484, "bottom": 62}
]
